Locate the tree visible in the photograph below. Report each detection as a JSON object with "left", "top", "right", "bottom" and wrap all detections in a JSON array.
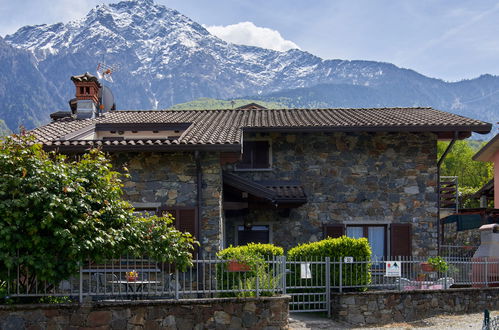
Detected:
[
  {"left": 0, "top": 135, "right": 197, "bottom": 287},
  {"left": 438, "top": 140, "right": 493, "bottom": 207}
]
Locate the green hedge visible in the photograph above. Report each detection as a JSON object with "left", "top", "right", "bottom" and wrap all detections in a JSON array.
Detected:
[
  {"left": 287, "top": 236, "right": 372, "bottom": 290},
  {"left": 216, "top": 243, "right": 283, "bottom": 297}
]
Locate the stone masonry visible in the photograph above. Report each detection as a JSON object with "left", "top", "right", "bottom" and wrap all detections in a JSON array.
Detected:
[
  {"left": 224, "top": 131, "right": 438, "bottom": 255},
  {"left": 0, "top": 296, "right": 290, "bottom": 330},
  {"left": 113, "top": 151, "right": 224, "bottom": 256},
  {"left": 331, "top": 287, "right": 499, "bottom": 325}
]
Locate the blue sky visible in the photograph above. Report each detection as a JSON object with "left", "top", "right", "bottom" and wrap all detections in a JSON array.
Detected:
[{"left": 1, "top": 0, "right": 499, "bottom": 81}]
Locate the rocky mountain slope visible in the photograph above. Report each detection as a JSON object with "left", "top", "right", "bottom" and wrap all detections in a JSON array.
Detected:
[{"left": 1, "top": 0, "right": 497, "bottom": 134}]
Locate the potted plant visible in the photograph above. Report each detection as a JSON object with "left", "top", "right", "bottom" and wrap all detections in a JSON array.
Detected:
[
  {"left": 126, "top": 270, "right": 139, "bottom": 282},
  {"left": 421, "top": 256, "right": 448, "bottom": 273},
  {"left": 227, "top": 260, "right": 251, "bottom": 272}
]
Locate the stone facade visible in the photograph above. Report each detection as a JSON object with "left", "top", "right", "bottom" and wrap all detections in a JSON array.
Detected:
[
  {"left": 113, "top": 151, "right": 224, "bottom": 256},
  {"left": 224, "top": 131, "right": 438, "bottom": 255},
  {"left": 0, "top": 296, "right": 290, "bottom": 330},
  {"left": 331, "top": 287, "right": 499, "bottom": 325}
]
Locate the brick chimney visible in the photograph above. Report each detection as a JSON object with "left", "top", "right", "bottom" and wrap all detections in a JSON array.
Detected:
[{"left": 70, "top": 72, "right": 101, "bottom": 119}]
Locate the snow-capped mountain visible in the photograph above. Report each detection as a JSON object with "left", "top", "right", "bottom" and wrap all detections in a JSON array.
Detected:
[{"left": 1, "top": 0, "right": 497, "bottom": 133}]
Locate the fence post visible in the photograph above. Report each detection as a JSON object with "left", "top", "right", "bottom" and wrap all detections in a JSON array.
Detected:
[
  {"left": 175, "top": 268, "right": 180, "bottom": 300},
  {"left": 444, "top": 261, "right": 448, "bottom": 290},
  {"left": 398, "top": 256, "right": 402, "bottom": 292},
  {"left": 281, "top": 256, "right": 287, "bottom": 295},
  {"left": 339, "top": 257, "right": 343, "bottom": 293},
  {"left": 256, "top": 271, "right": 260, "bottom": 298},
  {"left": 485, "top": 257, "right": 489, "bottom": 287},
  {"left": 325, "top": 257, "right": 331, "bottom": 317},
  {"left": 79, "top": 264, "right": 83, "bottom": 304}
]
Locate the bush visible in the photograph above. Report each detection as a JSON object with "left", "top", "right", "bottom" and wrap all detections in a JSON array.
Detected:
[
  {"left": 287, "top": 236, "right": 372, "bottom": 290},
  {"left": 216, "top": 243, "right": 284, "bottom": 297},
  {"left": 0, "top": 135, "right": 197, "bottom": 293}
]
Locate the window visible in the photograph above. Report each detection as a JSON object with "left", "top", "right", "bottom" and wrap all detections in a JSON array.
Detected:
[
  {"left": 237, "top": 225, "right": 270, "bottom": 245},
  {"left": 323, "top": 223, "right": 412, "bottom": 258},
  {"left": 346, "top": 225, "right": 386, "bottom": 259},
  {"left": 236, "top": 140, "right": 271, "bottom": 169}
]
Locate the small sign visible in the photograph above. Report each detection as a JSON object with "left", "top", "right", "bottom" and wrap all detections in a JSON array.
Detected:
[
  {"left": 344, "top": 256, "right": 354, "bottom": 263},
  {"left": 385, "top": 261, "right": 401, "bottom": 277},
  {"left": 300, "top": 263, "right": 312, "bottom": 279}
]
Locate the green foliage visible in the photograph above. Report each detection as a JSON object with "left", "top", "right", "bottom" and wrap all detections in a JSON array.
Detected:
[
  {"left": 438, "top": 140, "right": 493, "bottom": 188},
  {"left": 0, "top": 135, "right": 197, "bottom": 290},
  {"left": 38, "top": 296, "right": 72, "bottom": 304},
  {"left": 170, "top": 98, "right": 285, "bottom": 110},
  {"left": 287, "top": 236, "right": 372, "bottom": 290},
  {"left": 216, "top": 243, "right": 283, "bottom": 297},
  {"left": 235, "top": 267, "right": 281, "bottom": 297},
  {"left": 427, "top": 256, "right": 449, "bottom": 272}
]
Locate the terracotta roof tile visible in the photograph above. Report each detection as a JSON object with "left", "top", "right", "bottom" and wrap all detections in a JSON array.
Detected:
[{"left": 30, "top": 108, "right": 492, "bottom": 150}]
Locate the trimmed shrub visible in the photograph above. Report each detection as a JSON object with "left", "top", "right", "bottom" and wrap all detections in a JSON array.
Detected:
[
  {"left": 287, "top": 236, "right": 372, "bottom": 290},
  {"left": 216, "top": 243, "right": 284, "bottom": 297}
]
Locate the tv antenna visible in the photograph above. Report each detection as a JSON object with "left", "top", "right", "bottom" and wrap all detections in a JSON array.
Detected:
[{"left": 96, "top": 62, "right": 121, "bottom": 83}]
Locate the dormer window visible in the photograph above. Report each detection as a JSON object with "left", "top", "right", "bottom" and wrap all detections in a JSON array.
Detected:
[{"left": 236, "top": 140, "right": 271, "bottom": 170}]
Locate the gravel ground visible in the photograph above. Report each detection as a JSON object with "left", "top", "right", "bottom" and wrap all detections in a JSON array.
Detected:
[{"left": 289, "top": 311, "right": 495, "bottom": 329}]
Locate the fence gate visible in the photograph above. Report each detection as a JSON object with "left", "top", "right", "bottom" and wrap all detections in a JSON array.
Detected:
[{"left": 283, "top": 257, "right": 330, "bottom": 315}]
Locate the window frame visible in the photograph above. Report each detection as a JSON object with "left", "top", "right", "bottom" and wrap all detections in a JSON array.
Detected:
[
  {"left": 234, "top": 221, "right": 273, "bottom": 246},
  {"left": 234, "top": 138, "right": 273, "bottom": 171},
  {"left": 346, "top": 224, "right": 388, "bottom": 258}
]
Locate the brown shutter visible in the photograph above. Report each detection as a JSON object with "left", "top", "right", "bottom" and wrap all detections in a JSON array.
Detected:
[
  {"left": 390, "top": 223, "right": 412, "bottom": 257},
  {"left": 323, "top": 224, "right": 345, "bottom": 239},
  {"left": 178, "top": 209, "right": 197, "bottom": 239}
]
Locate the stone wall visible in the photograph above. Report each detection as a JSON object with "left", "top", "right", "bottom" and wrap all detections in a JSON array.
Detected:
[
  {"left": 224, "top": 131, "right": 438, "bottom": 255},
  {"left": 0, "top": 296, "right": 289, "bottom": 330},
  {"left": 331, "top": 287, "right": 499, "bottom": 325},
  {"left": 113, "top": 151, "right": 224, "bottom": 256}
]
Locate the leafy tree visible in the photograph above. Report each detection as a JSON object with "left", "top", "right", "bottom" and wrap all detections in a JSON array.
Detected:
[
  {"left": 438, "top": 140, "right": 493, "bottom": 207},
  {"left": 0, "top": 135, "right": 197, "bottom": 288}
]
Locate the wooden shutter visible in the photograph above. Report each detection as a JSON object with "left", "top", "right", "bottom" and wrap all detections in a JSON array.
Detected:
[
  {"left": 157, "top": 207, "right": 198, "bottom": 258},
  {"left": 390, "top": 223, "right": 412, "bottom": 257},
  {"left": 323, "top": 224, "right": 345, "bottom": 239}
]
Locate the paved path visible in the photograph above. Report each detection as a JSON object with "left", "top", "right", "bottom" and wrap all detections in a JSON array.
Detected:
[{"left": 289, "top": 311, "right": 494, "bottom": 329}]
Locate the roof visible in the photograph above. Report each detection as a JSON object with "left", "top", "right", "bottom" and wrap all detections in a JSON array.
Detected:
[
  {"left": 223, "top": 172, "right": 307, "bottom": 205},
  {"left": 473, "top": 134, "right": 499, "bottom": 162},
  {"left": 71, "top": 72, "right": 101, "bottom": 87},
  {"left": 31, "top": 107, "right": 492, "bottom": 151}
]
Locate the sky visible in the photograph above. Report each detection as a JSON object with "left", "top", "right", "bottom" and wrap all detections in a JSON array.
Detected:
[{"left": 1, "top": 0, "right": 499, "bottom": 81}]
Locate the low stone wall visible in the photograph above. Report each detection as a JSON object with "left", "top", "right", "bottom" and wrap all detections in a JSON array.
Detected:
[
  {"left": 331, "top": 287, "right": 499, "bottom": 325},
  {"left": 0, "top": 296, "right": 289, "bottom": 330}
]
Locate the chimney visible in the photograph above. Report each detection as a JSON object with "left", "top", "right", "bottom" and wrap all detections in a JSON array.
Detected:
[{"left": 70, "top": 72, "right": 102, "bottom": 119}]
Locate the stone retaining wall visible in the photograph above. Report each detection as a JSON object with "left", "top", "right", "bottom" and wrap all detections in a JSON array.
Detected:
[
  {"left": 0, "top": 296, "right": 289, "bottom": 330},
  {"left": 331, "top": 287, "right": 499, "bottom": 325}
]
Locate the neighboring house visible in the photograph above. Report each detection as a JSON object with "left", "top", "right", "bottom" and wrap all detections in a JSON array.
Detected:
[
  {"left": 474, "top": 133, "right": 499, "bottom": 208},
  {"left": 30, "top": 73, "right": 492, "bottom": 258}
]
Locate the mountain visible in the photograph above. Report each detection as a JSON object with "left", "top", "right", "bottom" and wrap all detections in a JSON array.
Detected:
[
  {"left": 1, "top": 0, "right": 497, "bottom": 135},
  {"left": 0, "top": 36, "right": 60, "bottom": 131}
]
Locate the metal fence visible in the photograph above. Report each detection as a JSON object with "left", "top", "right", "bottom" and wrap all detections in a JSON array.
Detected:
[{"left": 3, "top": 255, "right": 499, "bottom": 315}]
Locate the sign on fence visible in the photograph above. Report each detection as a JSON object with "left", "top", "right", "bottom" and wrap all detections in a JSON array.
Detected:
[
  {"left": 385, "top": 261, "right": 401, "bottom": 277},
  {"left": 344, "top": 256, "right": 354, "bottom": 263},
  {"left": 300, "top": 263, "right": 312, "bottom": 279}
]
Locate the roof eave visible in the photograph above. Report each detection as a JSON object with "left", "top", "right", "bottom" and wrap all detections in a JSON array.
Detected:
[
  {"left": 473, "top": 134, "right": 499, "bottom": 162},
  {"left": 42, "top": 143, "right": 240, "bottom": 153}
]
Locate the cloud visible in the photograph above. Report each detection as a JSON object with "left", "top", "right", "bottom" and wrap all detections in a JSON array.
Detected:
[{"left": 205, "top": 21, "right": 300, "bottom": 52}]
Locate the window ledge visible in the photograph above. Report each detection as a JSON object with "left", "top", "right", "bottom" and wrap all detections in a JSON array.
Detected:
[{"left": 233, "top": 168, "right": 274, "bottom": 172}]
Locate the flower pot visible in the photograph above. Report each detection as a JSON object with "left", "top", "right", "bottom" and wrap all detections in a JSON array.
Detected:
[
  {"left": 227, "top": 261, "right": 250, "bottom": 272},
  {"left": 126, "top": 276, "right": 138, "bottom": 282},
  {"left": 420, "top": 262, "right": 436, "bottom": 272}
]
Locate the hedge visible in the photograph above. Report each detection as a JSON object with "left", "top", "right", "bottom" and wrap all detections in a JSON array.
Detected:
[
  {"left": 216, "top": 243, "right": 284, "bottom": 297},
  {"left": 287, "top": 236, "right": 372, "bottom": 290}
]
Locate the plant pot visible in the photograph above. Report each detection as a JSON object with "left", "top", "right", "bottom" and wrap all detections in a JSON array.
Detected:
[
  {"left": 227, "top": 261, "right": 250, "bottom": 272},
  {"left": 420, "top": 262, "right": 436, "bottom": 272},
  {"left": 126, "top": 277, "right": 138, "bottom": 282},
  {"left": 416, "top": 274, "right": 426, "bottom": 281}
]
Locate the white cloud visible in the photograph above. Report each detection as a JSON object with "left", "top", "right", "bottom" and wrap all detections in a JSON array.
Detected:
[{"left": 205, "top": 21, "right": 300, "bottom": 52}]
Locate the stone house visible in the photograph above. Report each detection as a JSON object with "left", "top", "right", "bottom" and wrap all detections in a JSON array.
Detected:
[{"left": 31, "top": 73, "right": 492, "bottom": 258}]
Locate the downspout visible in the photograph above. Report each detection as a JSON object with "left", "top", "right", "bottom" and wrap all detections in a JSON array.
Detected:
[
  {"left": 437, "top": 131, "right": 459, "bottom": 253},
  {"left": 195, "top": 150, "right": 203, "bottom": 259}
]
